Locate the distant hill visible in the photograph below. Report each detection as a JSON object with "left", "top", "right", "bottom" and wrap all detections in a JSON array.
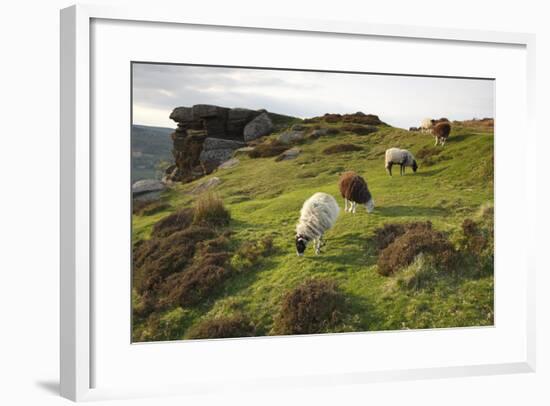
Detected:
[{"left": 131, "top": 124, "right": 173, "bottom": 182}]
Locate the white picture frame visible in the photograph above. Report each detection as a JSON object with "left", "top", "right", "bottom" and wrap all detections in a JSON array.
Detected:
[{"left": 60, "top": 4, "right": 537, "bottom": 402}]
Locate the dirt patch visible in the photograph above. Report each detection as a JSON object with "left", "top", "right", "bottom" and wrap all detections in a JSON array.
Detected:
[
  {"left": 248, "top": 140, "right": 289, "bottom": 158},
  {"left": 273, "top": 278, "right": 345, "bottom": 335},
  {"left": 133, "top": 199, "right": 170, "bottom": 216},
  {"left": 322, "top": 144, "right": 363, "bottom": 155},
  {"left": 342, "top": 124, "right": 378, "bottom": 135},
  {"left": 416, "top": 146, "right": 442, "bottom": 160}
]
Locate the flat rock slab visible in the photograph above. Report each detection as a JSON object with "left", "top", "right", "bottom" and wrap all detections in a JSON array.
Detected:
[
  {"left": 276, "top": 147, "right": 301, "bottom": 161},
  {"left": 278, "top": 130, "right": 305, "bottom": 144},
  {"left": 218, "top": 158, "right": 240, "bottom": 169},
  {"left": 191, "top": 177, "right": 221, "bottom": 194},
  {"left": 234, "top": 146, "right": 255, "bottom": 156},
  {"left": 132, "top": 179, "right": 166, "bottom": 196}
]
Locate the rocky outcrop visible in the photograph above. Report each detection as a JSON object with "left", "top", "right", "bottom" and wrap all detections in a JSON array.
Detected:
[
  {"left": 199, "top": 138, "right": 246, "bottom": 165},
  {"left": 243, "top": 112, "right": 274, "bottom": 141},
  {"left": 132, "top": 179, "right": 167, "bottom": 201},
  {"left": 166, "top": 104, "right": 277, "bottom": 183},
  {"left": 169, "top": 104, "right": 268, "bottom": 141}
]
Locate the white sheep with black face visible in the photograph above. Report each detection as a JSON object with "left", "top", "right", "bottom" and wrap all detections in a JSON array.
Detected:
[
  {"left": 295, "top": 192, "right": 340, "bottom": 256},
  {"left": 385, "top": 148, "right": 418, "bottom": 176}
]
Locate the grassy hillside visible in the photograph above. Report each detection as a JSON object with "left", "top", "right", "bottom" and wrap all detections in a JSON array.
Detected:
[
  {"left": 132, "top": 119, "right": 494, "bottom": 341},
  {"left": 131, "top": 124, "right": 173, "bottom": 182}
]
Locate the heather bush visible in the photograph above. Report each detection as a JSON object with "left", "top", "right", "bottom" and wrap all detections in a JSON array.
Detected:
[
  {"left": 273, "top": 278, "right": 345, "bottom": 335},
  {"left": 193, "top": 193, "right": 231, "bottom": 227},
  {"left": 187, "top": 315, "right": 256, "bottom": 339}
]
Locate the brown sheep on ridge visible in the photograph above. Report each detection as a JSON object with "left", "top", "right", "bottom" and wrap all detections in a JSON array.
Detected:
[{"left": 433, "top": 122, "right": 451, "bottom": 146}]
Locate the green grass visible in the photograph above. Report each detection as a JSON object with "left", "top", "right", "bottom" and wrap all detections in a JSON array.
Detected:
[{"left": 132, "top": 121, "right": 494, "bottom": 340}]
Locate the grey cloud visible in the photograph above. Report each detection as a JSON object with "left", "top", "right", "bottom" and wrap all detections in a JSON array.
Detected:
[{"left": 132, "top": 63, "right": 494, "bottom": 129}]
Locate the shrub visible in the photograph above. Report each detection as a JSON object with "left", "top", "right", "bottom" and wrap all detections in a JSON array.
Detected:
[
  {"left": 326, "top": 128, "right": 340, "bottom": 135},
  {"left": 458, "top": 211, "right": 494, "bottom": 276},
  {"left": 373, "top": 221, "right": 433, "bottom": 252},
  {"left": 377, "top": 223, "right": 456, "bottom": 276},
  {"left": 193, "top": 193, "right": 231, "bottom": 227},
  {"left": 322, "top": 144, "right": 363, "bottom": 155},
  {"left": 187, "top": 315, "right": 256, "bottom": 339},
  {"left": 151, "top": 208, "right": 194, "bottom": 238},
  {"left": 163, "top": 251, "right": 232, "bottom": 307},
  {"left": 273, "top": 278, "right": 345, "bottom": 335},
  {"left": 323, "top": 113, "right": 342, "bottom": 123},
  {"left": 342, "top": 124, "right": 378, "bottom": 135},
  {"left": 248, "top": 140, "right": 288, "bottom": 158},
  {"left": 393, "top": 253, "right": 439, "bottom": 291},
  {"left": 133, "top": 225, "right": 218, "bottom": 299},
  {"left": 342, "top": 112, "right": 385, "bottom": 125},
  {"left": 133, "top": 199, "right": 170, "bottom": 216}
]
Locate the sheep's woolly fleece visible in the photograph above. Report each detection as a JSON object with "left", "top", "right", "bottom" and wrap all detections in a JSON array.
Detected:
[
  {"left": 385, "top": 148, "right": 415, "bottom": 167},
  {"left": 296, "top": 192, "right": 340, "bottom": 241}
]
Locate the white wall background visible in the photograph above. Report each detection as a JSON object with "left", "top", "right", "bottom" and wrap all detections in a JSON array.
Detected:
[{"left": 0, "top": 0, "right": 547, "bottom": 405}]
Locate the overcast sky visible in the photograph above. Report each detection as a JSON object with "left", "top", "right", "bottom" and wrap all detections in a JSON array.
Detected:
[{"left": 132, "top": 63, "right": 494, "bottom": 130}]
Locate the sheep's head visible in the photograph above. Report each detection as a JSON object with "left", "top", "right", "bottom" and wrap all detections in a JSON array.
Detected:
[
  {"left": 365, "top": 198, "right": 375, "bottom": 213},
  {"left": 295, "top": 235, "right": 308, "bottom": 256},
  {"left": 412, "top": 160, "right": 418, "bottom": 173}
]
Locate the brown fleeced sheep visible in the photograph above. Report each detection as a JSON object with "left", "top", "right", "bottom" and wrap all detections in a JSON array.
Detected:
[
  {"left": 433, "top": 122, "right": 451, "bottom": 146},
  {"left": 338, "top": 171, "right": 375, "bottom": 214}
]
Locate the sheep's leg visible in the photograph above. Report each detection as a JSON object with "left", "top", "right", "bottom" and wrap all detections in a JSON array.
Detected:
[
  {"left": 314, "top": 238, "right": 321, "bottom": 255},
  {"left": 387, "top": 163, "right": 392, "bottom": 176},
  {"left": 352, "top": 201, "right": 357, "bottom": 213},
  {"left": 434, "top": 137, "right": 438, "bottom": 146},
  {"left": 344, "top": 199, "right": 348, "bottom": 212}
]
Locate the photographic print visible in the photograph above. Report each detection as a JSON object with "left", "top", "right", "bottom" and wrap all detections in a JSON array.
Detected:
[{"left": 131, "top": 63, "right": 494, "bottom": 342}]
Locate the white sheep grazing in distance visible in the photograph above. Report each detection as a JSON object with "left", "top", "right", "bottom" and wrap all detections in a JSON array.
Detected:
[
  {"left": 420, "top": 118, "right": 434, "bottom": 133},
  {"left": 295, "top": 192, "right": 340, "bottom": 256},
  {"left": 385, "top": 148, "right": 418, "bottom": 176}
]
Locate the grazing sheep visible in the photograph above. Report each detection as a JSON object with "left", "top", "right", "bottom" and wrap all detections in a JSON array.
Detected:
[
  {"left": 385, "top": 148, "right": 418, "bottom": 176},
  {"left": 432, "top": 122, "right": 451, "bottom": 146},
  {"left": 295, "top": 192, "right": 340, "bottom": 256},
  {"left": 409, "top": 126, "right": 420, "bottom": 132},
  {"left": 338, "top": 171, "right": 375, "bottom": 214},
  {"left": 420, "top": 118, "right": 434, "bottom": 133}
]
